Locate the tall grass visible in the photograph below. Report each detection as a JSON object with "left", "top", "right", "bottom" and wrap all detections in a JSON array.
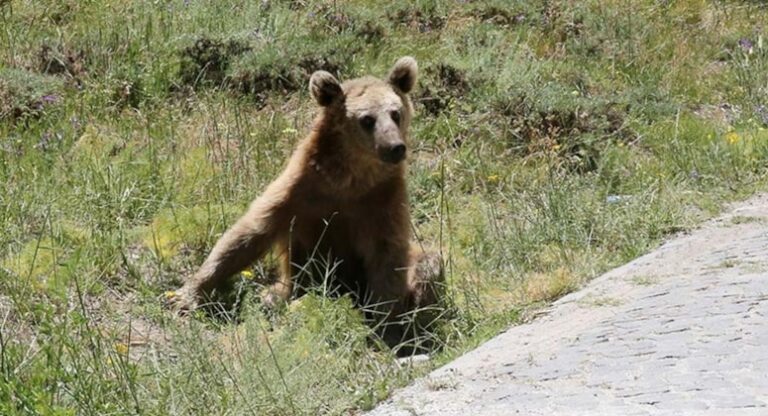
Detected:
[{"left": 2, "top": 0, "right": 768, "bottom": 414}]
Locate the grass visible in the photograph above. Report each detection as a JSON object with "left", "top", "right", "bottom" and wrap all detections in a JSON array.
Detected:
[{"left": 2, "top": 0, "right": 768, "bottom": 414}]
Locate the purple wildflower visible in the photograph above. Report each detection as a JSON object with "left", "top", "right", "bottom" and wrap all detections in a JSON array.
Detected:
[
  {"left": 689, "top": 169, "right": 700, "bottom": 180},
  {"left": 738, "top": 38, "right": 754, "bottom": 52}
]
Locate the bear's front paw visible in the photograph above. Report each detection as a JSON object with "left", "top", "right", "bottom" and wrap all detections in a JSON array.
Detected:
[{"left": 164, "top": 285, "right": 200, "bottom": 315}]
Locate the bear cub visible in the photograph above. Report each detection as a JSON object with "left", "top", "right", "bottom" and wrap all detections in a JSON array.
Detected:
[{"left": 173, "top": 57, "right": 443, "bottom": 348}]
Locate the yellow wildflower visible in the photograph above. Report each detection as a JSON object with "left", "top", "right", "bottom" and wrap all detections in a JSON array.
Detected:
[
  {"left": 487, "top": 174, "right": 500, "bottom": 183},
  {"left": 241, "top": 270, "right": 254, "bottom": 279},
  {"left": 726, "top": 132, "right": 740, "bottom": 145},
  {"left": 115, "top": 342, "right": 129, "bottom": 356},
  {"left": 164, "top": 290, "right": 177, "bottom": 300}
]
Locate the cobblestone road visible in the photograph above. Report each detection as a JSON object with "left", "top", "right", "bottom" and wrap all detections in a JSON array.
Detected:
[{"left": 369, "top": 195, "right": 768, "bottom": 415}]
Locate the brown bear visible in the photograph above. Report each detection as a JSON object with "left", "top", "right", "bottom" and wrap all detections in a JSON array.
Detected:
[{"left": 172, "top": 56, "right": 442, "bottom": 346}]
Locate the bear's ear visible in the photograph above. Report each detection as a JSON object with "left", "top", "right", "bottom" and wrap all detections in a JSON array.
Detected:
[
  {"left": 309, "top": 71, "right": 343, "bottom": 106},
  {"left": 388, "top": 56, "right": 418, "bottom": 94}
]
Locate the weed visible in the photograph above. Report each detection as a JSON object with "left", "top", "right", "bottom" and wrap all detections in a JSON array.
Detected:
[
  {"left": 0, "top": 68, "right": 63, "bottom": 122},
  {"left": 579, "top": 295, "right": 623, "bottom": 308},
  {"left": 718, "top": 259, "right": 739, "bottom": 269},
  {"left": 730, "top": 215, "right": 764, "bottom": 225},
  {"left": 631, "top": 275, "right": 658, "bottom": 286},
  {"left": 425, "top": 375, "right": 458, "bottom": 391}
]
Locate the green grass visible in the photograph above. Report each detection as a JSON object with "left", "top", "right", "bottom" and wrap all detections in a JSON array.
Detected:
[{"left": 3, "top": 0, "right": 768, "bottom": 414}]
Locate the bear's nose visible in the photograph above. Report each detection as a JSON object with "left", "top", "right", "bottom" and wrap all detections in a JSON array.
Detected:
[{"left": 388, "top": 144, "right": 406, "bottom": 163}]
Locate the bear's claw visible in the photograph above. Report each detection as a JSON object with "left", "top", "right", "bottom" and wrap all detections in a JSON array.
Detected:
[{"left": 165, "top": 285, "right": 199, "bottom": 315}]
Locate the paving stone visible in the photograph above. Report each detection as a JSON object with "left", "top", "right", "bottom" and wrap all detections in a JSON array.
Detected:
[
  {"left": 368, "top": 194, "right": 768, "bottom": 416},
  {"left": 654, "top": 399, "right": 710, "bottom": 411},
  {"left": 702, "top": 391, "right": 768, "bottom": 409}
]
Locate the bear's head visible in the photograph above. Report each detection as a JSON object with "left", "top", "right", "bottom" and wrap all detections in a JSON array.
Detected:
[{"left": 309, "top": 57, "right": 418, "bottom": 165}]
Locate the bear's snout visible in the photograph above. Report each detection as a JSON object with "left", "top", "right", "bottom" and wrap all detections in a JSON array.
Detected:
[{"left": 381, "top": 143, "right": 406, "bottom": 164}]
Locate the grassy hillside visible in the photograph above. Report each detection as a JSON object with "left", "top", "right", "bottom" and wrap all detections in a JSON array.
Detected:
[{"left": 2, "top": 0, "right": 768, "bottom": 414}]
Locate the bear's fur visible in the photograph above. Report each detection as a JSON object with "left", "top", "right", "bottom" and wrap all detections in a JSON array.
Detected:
[{"left": 173, "top": 57, "right": 442, "bottom": 346}]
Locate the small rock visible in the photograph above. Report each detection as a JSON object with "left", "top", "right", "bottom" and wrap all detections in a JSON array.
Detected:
[{"left": 397, "top": 354, "right": 431, "bottom": 367}]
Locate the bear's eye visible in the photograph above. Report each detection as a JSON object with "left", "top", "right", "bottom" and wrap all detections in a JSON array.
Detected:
[
  {"left": 390, "top": 110, "right": 401, "bottom": 125},
  {"left": 359, "top": 115, "right": 376, "bottom": 131}
]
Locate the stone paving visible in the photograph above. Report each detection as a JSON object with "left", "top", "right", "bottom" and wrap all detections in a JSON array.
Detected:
[{"left": 369, "top": 194, "right": 768, "bottom": 415}]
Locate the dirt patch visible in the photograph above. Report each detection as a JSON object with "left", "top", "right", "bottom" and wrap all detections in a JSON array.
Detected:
[
  {"left": 297, "top": 54, "right": 345, "bottom": 77},
  {"left": 389, "top": 6, "right": 447, "bottom": 33},
  {"left": 415, "top": 63, "right": 472, "bottom": 116},
  {"left": 497, "top": 91, "right": 631, "bottom": 172},
  {"left": 69, "top": 288, "right": 180, "bottom": 362},
  {"left": 228, "top": 52, "right": 347, "bottom": 104},
  {"left": 311, "top": 4, "right": 353, "bottom": 32},
  {"left": 105, "top": 292, "right": 173, "bottom": 361},
  {"left": 177, "top": 37, "right": 252, "bottom": 88},
  {"left": 354, "top": 20, "right": 387, "bottom": 44},
  {"left": 540, "top": 2, "right": 584, "bottom": 43},
  {"left": 226, "top": 66, "right": 293, "bottom": 102},
  {"left": 176, "top": 36, "right": 355, "bottom": 105},
  {"left": 310, "top": 6, "right": 386, "bottom": 43},
  {"left": 38, "top": 44, "right": 87, "bottom": 80},
  {"left": 692, "top": 103, "right": 741, "bottom": 128},
  {"left": 477, "top": 6, "right": 527, "bottom": 26}
]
